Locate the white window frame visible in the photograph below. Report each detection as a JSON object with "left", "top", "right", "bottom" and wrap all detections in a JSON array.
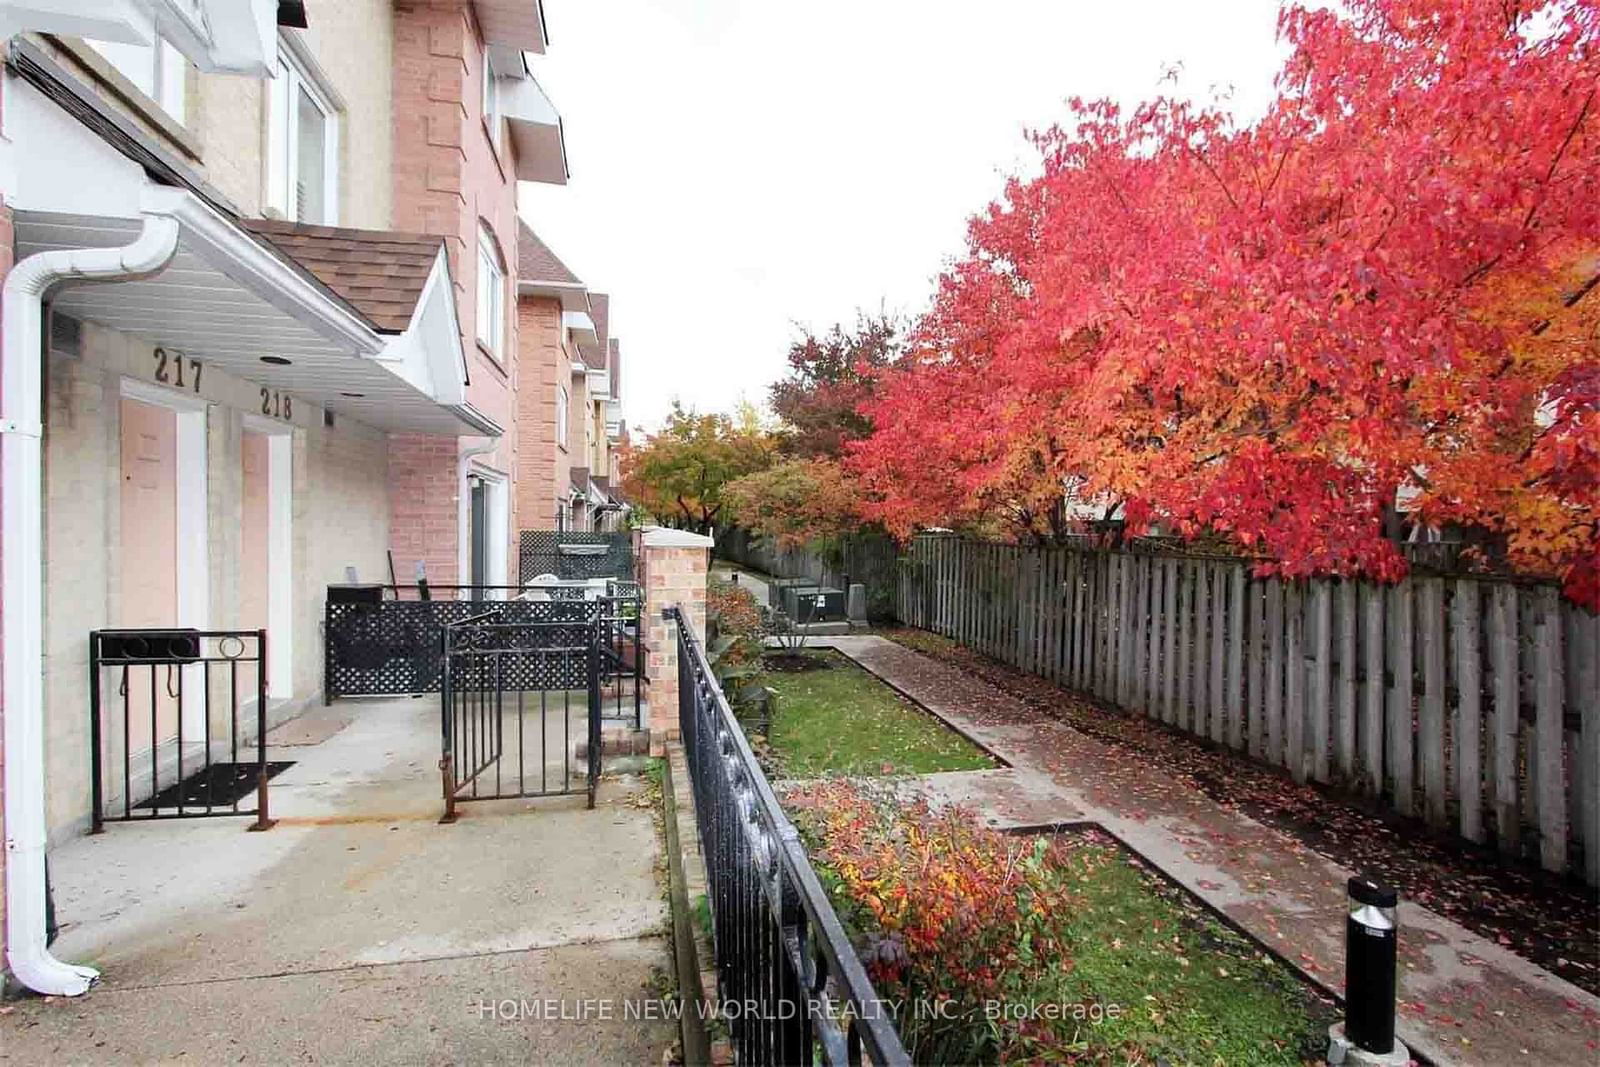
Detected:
[
  {"left": 266, "top": 47, "right": 340, "bottom": 224},
  {"left": 476, "top": 225, "right": 506, "bottom": 358},
  {"left": 556, "top": 384, "right": 569, "bottom": 451},
  {"left": 482, "top": 49, "right": 500, "bottom": 148}
]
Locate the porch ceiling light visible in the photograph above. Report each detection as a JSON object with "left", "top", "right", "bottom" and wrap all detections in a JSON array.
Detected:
[{"left": 261, "top": 355, "right": 292, "bottom": 365}]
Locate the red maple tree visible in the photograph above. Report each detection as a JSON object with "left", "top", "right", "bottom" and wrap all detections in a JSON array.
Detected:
[{"left": 851, "top": 0, "right": 1600, "bottom": 604}]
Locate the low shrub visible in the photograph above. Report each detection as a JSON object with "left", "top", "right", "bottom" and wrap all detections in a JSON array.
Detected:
[
  {"left": 788, "top": 781, "right": 1332, "bottom": 1065},
  {"left": 788, "top": 781, "right": 1081, "bottom": 1063}
]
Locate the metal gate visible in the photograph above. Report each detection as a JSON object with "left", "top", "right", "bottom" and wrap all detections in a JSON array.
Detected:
[
  {"left": 89, "top": 628, "right": 280, "bottom": 831},
  {"left": 439, "top": 614, "right": 602, "bottom": 820}
]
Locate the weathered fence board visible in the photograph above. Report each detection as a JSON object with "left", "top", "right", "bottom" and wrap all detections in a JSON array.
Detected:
[
  {"left": 892, "top": 536, "right": 1595, "bottom": 885},
  {"left": 1453, "top": 579, "right": 1484, "bottom": 844}
]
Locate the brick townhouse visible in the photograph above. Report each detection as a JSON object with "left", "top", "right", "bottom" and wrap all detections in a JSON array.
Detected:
[
  {"left": 0, "top": 0, "right": 629, "bottom": 996},
  {"left": 514, "top": 222, "right": 628, "bottom": 536}
]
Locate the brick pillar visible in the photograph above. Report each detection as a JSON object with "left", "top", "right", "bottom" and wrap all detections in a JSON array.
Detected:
[{"left": 637, "top": 526, "right": 712, "bottom": 756}]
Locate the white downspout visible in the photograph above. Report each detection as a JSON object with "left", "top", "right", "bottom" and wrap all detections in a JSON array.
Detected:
[{"left": 2, "top": 209, "right": 179, "bottom": 996}]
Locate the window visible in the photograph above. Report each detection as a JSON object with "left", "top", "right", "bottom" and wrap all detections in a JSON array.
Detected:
[
  {"left": 266, "top": 49, "right": 339, "bottom": 224},
  {"left": 476, "top": 226, "right": 506, "bottom": 358},
  {"left": 89, "top": 36, "right": 189, "bottom": 122},
  {"left": 556, "top": 385, "right": 569, "bottom": 450},
  {"left": 482, "top": 50, "right": 500, "bottom": 146}
]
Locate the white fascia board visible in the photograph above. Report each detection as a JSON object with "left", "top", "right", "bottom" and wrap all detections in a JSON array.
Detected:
[
  {"left": 0, "top": 0, "right": 152, "bottom": 43},
  {"left": 517, "top": 279, "right": 588, "bottom": 312},
  {"left": 585, "top": 367, "right": 609, "bottom": 395},
  {"left": 379, "top": 248, "right": 468, "bottom": 406}
]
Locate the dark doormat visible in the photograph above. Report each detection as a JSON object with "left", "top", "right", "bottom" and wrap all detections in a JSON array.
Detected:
[{"left": 136, "top": 761, "right": 296, "bottom": 810}]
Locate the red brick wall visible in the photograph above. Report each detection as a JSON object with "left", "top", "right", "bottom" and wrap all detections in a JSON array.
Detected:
[
  {"left": 390, "top": 1, "right": 523, "bottom": 577},
  {"left": 386, "top": 433, "right": 460, "bottom": 585},
  {"left": 515, "top": 296, "right": 564, "bottom": 530}
]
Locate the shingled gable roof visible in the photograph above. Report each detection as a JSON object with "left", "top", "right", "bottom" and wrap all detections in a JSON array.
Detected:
[
  {"left": 585, "top": 292, "right": 610, "bottom": 369},
  {"left": 243, "top": 219, "right": 445, "bottom": 334},
  {"left": 517, "top": 219, "right": 583, "bottom": 286}
]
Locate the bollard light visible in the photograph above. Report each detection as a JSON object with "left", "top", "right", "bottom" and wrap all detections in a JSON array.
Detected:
[{"left": 1327, "top": 877, "right": 1408, "bottom": 1066}]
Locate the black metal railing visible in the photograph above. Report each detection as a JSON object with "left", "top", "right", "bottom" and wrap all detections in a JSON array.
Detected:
[
  {"left": 440, "top": 617, "right": 601, "bottom": 819},
  {"left": 671, "top": 607, "right": 909, "bottom": 1067},
  {"left": 325, "top": 583, "right": 642, "bottom": 727},
  {"left": 89, "top": 628, "right": 277, "bottom": 831}
]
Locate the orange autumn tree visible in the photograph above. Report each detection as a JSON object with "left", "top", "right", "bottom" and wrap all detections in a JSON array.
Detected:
[{"left": 851, "top": 0, "right": 1600, "bottom": 605}]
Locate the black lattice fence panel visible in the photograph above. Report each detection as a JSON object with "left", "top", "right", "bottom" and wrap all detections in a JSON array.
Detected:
[
  {"left": 519, "top": 530, "right": 634, "bottom": 582},
  {"left": 325, "top": 598, "right": 598, "bottom": 699}
]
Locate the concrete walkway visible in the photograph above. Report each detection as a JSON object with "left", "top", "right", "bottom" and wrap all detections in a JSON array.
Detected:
[
  {"left": 3, "top": 696, "right": 675, "bottom": 1066},
  {"left": 815, "top": 635, "right": 1600, "bottom": 1067}
]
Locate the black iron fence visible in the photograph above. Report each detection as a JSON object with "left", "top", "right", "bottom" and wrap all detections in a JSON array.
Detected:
[
  {"left": 519, "top": 530, "right": 634, "bottom": 582},
  {"left": 440, "top": 616, "right": 601, "bottom": 818},
  {"left": 325, "top": 583, "right": 642, "bottom": 727},
  {"left": 671, "top": 607, "right": 909, "bottom": 1066},
  {"left": 89, "top": 628, "right": 279, "bottom": 831}
]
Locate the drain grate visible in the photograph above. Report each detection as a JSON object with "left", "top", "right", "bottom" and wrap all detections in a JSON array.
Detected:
[{"left": 136, "top": 761, "right": 295, "bottom": 810}]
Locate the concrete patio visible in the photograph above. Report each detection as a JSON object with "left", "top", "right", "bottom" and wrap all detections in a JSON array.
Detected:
[{"left": 2, "top": 695, "right": 675, "bottom": 1065}]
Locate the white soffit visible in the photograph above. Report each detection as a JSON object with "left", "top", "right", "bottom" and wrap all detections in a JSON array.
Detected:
[
  {"left": 562, "top": 309, "right": 596, "bottom": 342},
  {"left": 501, "top": 74, "right": 567, "bottom": 185},
  {"left": 16, "top": 210, "right": 482, "bottom": 435},
  {"left": 474, "top": 0, "right": 547, "bottom": 54}
]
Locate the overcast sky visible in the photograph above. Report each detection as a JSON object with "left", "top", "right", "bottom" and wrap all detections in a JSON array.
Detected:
[{"left": 518, "top": 0, "right": 1291, "bottom": 433}]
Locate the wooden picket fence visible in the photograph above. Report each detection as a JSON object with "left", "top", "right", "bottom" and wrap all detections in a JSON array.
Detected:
[{"left": 896, "top": 534, "right": 1600, "bottom": 886}]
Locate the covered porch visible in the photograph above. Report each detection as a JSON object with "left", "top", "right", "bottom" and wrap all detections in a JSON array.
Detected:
[{"left": 6, "top": 693, "right": 675, "bottom": 1064}]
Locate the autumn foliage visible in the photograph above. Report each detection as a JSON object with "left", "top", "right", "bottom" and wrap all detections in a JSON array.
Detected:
[
  {"left": 788, "top": 782, "right": 1083, "bottom": 1062},
  {"left": 850, "top": 0, "right": 1600, "bottom": 605},
  {"left": 723, "top": 457, "right": 861, "bottom": 550}
]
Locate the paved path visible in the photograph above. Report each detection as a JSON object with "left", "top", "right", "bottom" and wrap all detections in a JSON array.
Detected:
[
  {"left": 3, "top": 696, "right": 675, "bottom": 1066},
  {"left": 816, "top": 635, "right": 1600, "bottom": 1067}
]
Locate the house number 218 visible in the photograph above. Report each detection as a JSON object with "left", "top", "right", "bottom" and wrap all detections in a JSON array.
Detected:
[{"left": 260, "top": 388, "right": 293, "bottom": 421}]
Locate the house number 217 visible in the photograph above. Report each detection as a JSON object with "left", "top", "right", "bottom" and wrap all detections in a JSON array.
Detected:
[{"left": 153, "top": 347, "right": 202, "bottom": 392}]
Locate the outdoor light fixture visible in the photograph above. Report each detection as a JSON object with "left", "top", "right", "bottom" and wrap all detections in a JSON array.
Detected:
[
  {"left": 260, "top": 355, "right": 292, "bottom": 365},
  {"left": 1327, "top": 877, "right": 1408, "bottom": 1066},
  {"left": 340, "top": 391, "right": 365, "bottom": 398}
]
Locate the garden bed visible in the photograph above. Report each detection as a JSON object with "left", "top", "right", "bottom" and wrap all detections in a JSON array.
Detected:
[
  {"left": 746, "top": 648, "right": 995, "bottom": 779},
  {"left": 787, "top": 782, "right": 1337, "bottom": 1065}
]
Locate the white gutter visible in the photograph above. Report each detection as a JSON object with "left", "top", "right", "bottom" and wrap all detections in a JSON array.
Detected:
[{"left": 2, "top": 200, "right": 180, "bottom": 996}]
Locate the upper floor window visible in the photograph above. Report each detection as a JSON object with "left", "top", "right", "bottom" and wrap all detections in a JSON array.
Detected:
[
  {"left": 482, "top": 50, "right": 501, "bottom": 147},
  {"left": 89, "top": 36, "right": 189, "bottom": 123},
  {"left": 476, "top": 225, "right": 507, "bottom": 358},
  {"left": 266, "top": 48, "right": 339, "bottom": 224}
]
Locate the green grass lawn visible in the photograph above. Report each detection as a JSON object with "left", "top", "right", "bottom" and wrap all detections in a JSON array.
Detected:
[
  {"left": 752, "top": 650, "right": 993, "bottom": 778},
  {"left": 1032, "top": 832, "right": 1333, "bottom": 1065}
]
